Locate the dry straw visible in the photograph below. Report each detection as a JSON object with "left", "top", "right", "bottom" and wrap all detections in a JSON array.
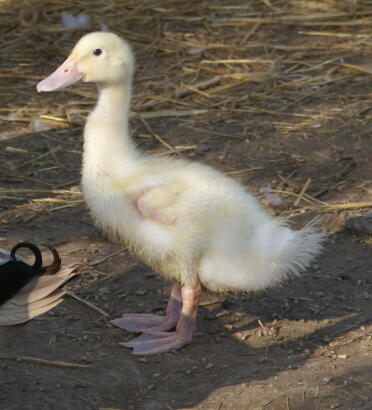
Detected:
[{"left": 1, "top": 0, "right": 371, "bottom": 222}]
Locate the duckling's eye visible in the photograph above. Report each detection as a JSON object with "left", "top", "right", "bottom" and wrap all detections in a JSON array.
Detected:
[{"left": 93, "top": 48, "right": 103, "bottom": 56}]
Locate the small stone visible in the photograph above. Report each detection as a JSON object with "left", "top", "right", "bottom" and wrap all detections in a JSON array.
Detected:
[
  {"left": 134, "top": 289, "right": 147, "bottom": 296},
  {"left": 98, "top": 287, "right": 110, "bottom": 295}
]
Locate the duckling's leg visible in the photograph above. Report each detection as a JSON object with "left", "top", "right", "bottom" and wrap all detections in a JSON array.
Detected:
[
  {"left": 110, "top": 284, "right": 182, "bottom": 332},
  {"left": 119, "top": 282, "right": 201, "bottom": 355}
]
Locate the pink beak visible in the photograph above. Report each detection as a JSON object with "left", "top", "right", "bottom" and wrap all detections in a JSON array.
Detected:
[{"left": 37, "top": 57, "right": 83, "bottom": 92}]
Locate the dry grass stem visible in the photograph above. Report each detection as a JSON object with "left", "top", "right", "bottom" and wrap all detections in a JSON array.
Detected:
[
  {"left": 89, "top": 248, "right": 127, "bottom": 267},
  {"left": 0, "top": 352, "right": 92, "bottom": 368},
  {"left": 66, "top": 291, "right": 111, "bottom": 318},
  {"left": 294, "top": 178, "right": 312, "bottom": 207}
]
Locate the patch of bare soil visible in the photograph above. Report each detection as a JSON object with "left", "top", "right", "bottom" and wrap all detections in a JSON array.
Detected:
[{"left": 1, "top": 1, "right": 371, "bottom": 409}]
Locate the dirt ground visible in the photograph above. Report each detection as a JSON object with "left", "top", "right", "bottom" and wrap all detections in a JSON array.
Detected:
[{"left": 1, "top": 1, "right": 372, "bottom": 409}]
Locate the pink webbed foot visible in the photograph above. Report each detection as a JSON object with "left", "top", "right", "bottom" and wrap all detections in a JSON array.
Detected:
[
  {"left": 119, "top": 329, "right": 192, "bottom": 355},
  {"left": 110, "top": 284, "right": 182, "bottom": 332},
  {"left": 110, "top": 313, "right": 177, "bottom": 332},
  {"left": 119, "top": 283, "right": 201, "bottom": 355}
]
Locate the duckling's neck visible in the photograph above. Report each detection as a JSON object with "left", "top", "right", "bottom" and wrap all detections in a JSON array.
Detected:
[{"left": 83, "top": 79, "right": 138, "bottom": 174}]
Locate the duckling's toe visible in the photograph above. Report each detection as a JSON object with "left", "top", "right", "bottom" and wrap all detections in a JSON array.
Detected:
[
  {"left": 110, "top": 313, "right": 177, "bottom": 332},
  {"left": 119, "top": 330, "right": 192, "bottom": 355}
]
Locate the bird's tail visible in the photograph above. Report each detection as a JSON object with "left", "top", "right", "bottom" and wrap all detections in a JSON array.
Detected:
[
  {"left": 252, "top": 217, "right": 325, "bottom": 289},
  {"left": 278, "top": 217, "right": 325, "bottom": 276},
  {"left": 268, "top": 217, "right": 325, "bottom": 276}
]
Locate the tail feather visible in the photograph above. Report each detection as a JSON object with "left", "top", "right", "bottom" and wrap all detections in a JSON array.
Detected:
[
  {"left": 275, "top": 219, "right": 325, "bottom": 278},
  {"left": 248, "top": 218, "right": 325, "bottom": 290},
  {"left": 0, "top": 291, "right": 65, "bottom": 326},
  {"left": 15, "top": 266, "right": 77, "bottom": 304},
  {"left": 289, "top": 220, "right": 326, "bottom": 274},
  {"left": 0, "top": 265, "right": 77, "bottom": 326},
  {"left": 199, "top": 217, "right": 325, "bottom": 293}
]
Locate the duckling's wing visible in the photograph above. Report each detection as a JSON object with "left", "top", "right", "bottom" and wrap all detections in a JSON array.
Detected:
[{"left": 136, "top": 183, "right": 183, "bottom": 224}]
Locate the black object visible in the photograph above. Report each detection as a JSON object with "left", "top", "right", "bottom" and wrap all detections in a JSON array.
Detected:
[
  {"left": 0, "top": 242, "right": 61, "bottom": 306},
  {"left": 345, "top": 211, "right": 372, "bottom": 235}
]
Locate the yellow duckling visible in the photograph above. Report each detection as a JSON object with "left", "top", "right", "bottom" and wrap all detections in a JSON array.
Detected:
[{"left": 37, "top": 32, "right": 324, "bottom": 355}]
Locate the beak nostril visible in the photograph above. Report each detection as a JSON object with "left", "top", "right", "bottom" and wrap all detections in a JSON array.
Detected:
[{"left": 64, "top": 69, "right": 69, "bottom": 73}]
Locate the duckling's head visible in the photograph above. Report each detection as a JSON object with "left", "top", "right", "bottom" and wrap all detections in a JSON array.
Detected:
[{"left": 37, "top": 32, "right": 134, "bottom": 92}]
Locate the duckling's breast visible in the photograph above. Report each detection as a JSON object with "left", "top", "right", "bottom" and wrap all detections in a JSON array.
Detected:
[{"left": 81, "top": 170, "right": 194, "bottom": 282}]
